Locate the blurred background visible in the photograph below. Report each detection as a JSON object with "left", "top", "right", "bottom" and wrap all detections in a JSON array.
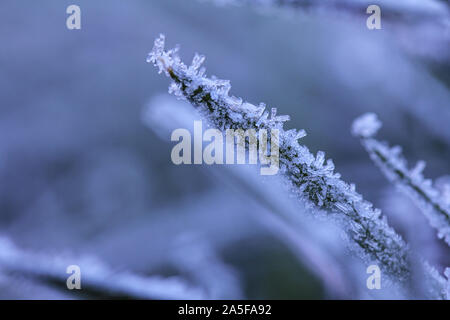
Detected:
[{"left": 0, "top": 0, "right": 449, "bottom": 299}]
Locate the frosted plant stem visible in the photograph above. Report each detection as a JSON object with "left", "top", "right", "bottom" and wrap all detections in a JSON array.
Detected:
[
  {"left": 0, "top": 237, "right": 207, "bottom": 299},
  {"left": 147, "top": 35, "right": 450, "bottom": 298},
  {"left": 147, "top": 35, "right": 414, "bottom": 281},
  {"left": 215, "top": 0, "right": 450, "bottom": 24},
  {"left": 352, "top": 113, "right": 450, "bottom": 246},
  {"left": 144, "top": 95, "right": 361, "bottom": 298}
]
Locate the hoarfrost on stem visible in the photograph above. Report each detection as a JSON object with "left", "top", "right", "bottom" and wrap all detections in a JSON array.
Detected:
[
  {"left": 351, "top": 113, "right": 382, "bottom": 139},
  {"left": 0, "top": 237, "right": 207, "bottom": 299},
  {"left": 352, "top": 113, "right": 450, "bottom": 246},
  {"left": 147, "top": 35, "right": 412, "bottom": 282}
]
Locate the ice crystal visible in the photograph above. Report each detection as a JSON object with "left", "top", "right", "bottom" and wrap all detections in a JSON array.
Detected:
[
  {"left": 424, "top": 262, "right": 450, "bottom": 300},
  {"left": 351, "top": 113, "right": 382, "bottom": 139},
  {"left": 353, "top": 113, "right": 450, "bottom": 246},
  {"left": 147, "top": 35, "right": 414, "bottom": 281},
  {"left": 445, "top": 268, "right": 450, "bottom": 299}
]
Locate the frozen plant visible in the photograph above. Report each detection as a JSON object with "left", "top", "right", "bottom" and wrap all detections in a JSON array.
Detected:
[
  {"left": 214, "top": 0, "right": 449, "bottom": 23},
  {"left": 211, "top": 1, "right": 450, "bottom": 64},
  {"left": 147, "top": 35, "right": 448, "bottom": 297},
  {"left": 352, "top": 113, "right": 450, "bottom": 246},
  {"left": 169, "top": 234, "right": 243, "bottom": 299},
  {"left": 0, "top": 237, "right": 207, "bottom": 299},
  {"left": 144, "top": 94, "right": 366, "bottom": 298}
]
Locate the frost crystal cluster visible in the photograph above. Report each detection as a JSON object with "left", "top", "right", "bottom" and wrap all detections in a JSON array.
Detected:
[
  {"left": 147, "top": 35, "right": 412, "bottom": 281},
  {"left": 352, "top": 113, "right": 450, "bottom": 246}
]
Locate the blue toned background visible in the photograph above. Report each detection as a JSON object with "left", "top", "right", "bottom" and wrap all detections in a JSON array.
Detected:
[{"left": 0, "top": 0, "right": 449, "bottom": 299}]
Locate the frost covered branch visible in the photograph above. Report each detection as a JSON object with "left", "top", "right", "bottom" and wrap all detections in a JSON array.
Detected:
[
  {"left": 0, "top": 237, "right": 207, "bottom": 299},
  {"left": 215, "top": 0, "right": 449, "bottom": 23},
  {"left": 145, "top": 95, "right": 367, "bottom": 298},
  {"left": 352, "top": 113, "right": 450, "bottom": 246},
  {"left": 147, "top": 35, "right": 414, "bottom": 283},
  {"left": 212, "top": 0, "right": 450, "bottom": 62}
]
